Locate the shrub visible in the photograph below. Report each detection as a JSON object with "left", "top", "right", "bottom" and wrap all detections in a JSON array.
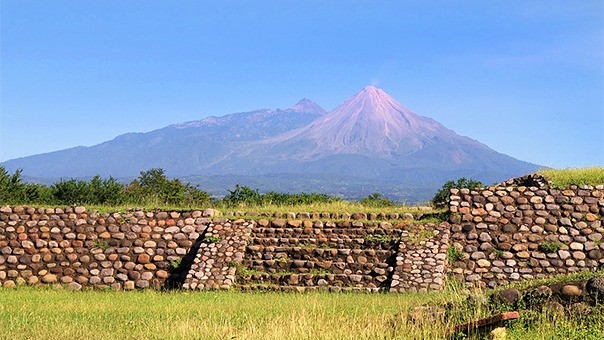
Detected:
[
  {"left": 23, "top": 183, "right": 54, "bottom": 204},
  {"left": 2, "top": 166, "right": 212, "bottom": 207},
  {"left": 221, "top": 184, "right": 262, "bottom": 207},
  {"left": 221, "top": 185, "right": 342, "bottom": 208},
  {"left": 0, "top": 167, "right": 30, "bottom": 203},
  {"left": 125, "top": 168, "right": 211, "bottom": 206},
  {"left": 51, "top": 178, "right": 92, "bottom": 205},
  {"left": 432, "top": 177, "right": 484, "bottom": 208},
  {"left": 169, "top": 258, "right": 182, "bottom": 269},
  {"left": 359, "top": 192, "right": 397, "bottom": 207},
  {"left": 87, "top": 175, "right": 125, "bottom": 205},
  {"left": 51, "top": 175, "right": 125, "bottom": 205}
]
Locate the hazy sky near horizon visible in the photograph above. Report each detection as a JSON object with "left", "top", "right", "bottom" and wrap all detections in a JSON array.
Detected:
[{"left": 1, "top": 1, "right": 603, "bottom": 168}]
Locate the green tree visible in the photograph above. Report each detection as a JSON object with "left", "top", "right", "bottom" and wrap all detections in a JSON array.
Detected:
[
  {"left": 51, "top": 178, "right": 90, "bottom": 205},
  {"left": 23, "top": 183, "right": 54, "bottom": 204},
  {"left": 222, "top": 184, "right": 262, "bottom": 207},
  {"left": 50, "top": 175, "right": 125, "bottom": 205},
  {"left": 87, "top": 175, "right": 125, "bottom": 205},
  {"left": 431, "top": 177, "right": 484, "bottom": 208},
  {"left": 0, "top": 166, "right": 28, "bottom": 203},
  {"left": 126, "top": 168, "right": 211, "bottom": 206},
  {"left": 0, "top": 166, "right": 56, "bottom": 204},
  {"left": 182, "top": 183, "right": 212, "bottom": 206}
]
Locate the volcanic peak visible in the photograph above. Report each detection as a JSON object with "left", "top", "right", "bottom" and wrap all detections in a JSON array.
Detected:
[
  {"left": 288, "top": 98, "right": 326, "bottom": 115},
  {"left": 264, "top": 86, "right": 453, "bottom": 157}
]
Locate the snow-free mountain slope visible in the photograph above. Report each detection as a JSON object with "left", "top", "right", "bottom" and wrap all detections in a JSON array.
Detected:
[
  {"left": 1, "top": 86, "right": 540, "bottom": 201},
  {"left": 260, "top": 86, "right": 458, "bottom": 158},
  {"left": 1, "top": 99, "right": 326, "bottom": 178},
  {"left": 219, "top": 86, "right": 537, "bottom": 183}
]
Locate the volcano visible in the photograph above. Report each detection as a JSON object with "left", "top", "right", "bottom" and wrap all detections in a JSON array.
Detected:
[
  {"left": 210, "top": 86, "right": 539, "bottom": 183},
  {"left": 1, "top": 86, "right": 540, "bottom": 201},
  {"left": 262, "top": 86, "right": 461, "bottom": 157}
]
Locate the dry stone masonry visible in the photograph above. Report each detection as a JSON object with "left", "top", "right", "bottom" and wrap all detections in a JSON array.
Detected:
[
  {"left": 238, "top": 219, "right": 404, "bottom": 292},
  {"left": 0, "top": 205, "right": 436, "bottom": 292},
  {"left": 390, "top": 223, "right": 450, "bottom": 293},
  {"left": 182, "top": 219, "right": 252, "bottom": 290},
  {"left": 449, "top": 175, "right": 604, "bottom": 289},
  {"left": 0, "top": 206, "right": 207, "bottom": 290},
  {"left": 1, "top": 177, "right": 602, "bottom": 292}
]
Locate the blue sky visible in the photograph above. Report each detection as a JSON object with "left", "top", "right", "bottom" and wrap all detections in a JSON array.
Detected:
[{"left": 1, "top": 1, "right": 603, "bottom": 168}]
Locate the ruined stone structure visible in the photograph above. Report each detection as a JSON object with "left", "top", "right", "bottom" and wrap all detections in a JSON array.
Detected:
[
  {"left": 0, "top": 177, "right": 602, "bottom": 292},
  {"left": 0, "top": 206, "right": 446, "bottom": 292}
]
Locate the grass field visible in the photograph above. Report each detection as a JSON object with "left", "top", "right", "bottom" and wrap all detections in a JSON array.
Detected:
[
  {"left": 539, "top": 167, "right": 604, "bottom": 188},
  {"left": 1, "top": 284, "right": 603, "bottom": 340}
]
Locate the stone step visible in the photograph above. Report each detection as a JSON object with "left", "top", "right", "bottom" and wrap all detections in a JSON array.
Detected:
[
  {"left": 248, "top": 237, "right": 397, "bottom": 249},
  {"left": 241, "top": 258, "right": 390, "bottom": 275},
  {"left": 245, "top": 245, "right": 392, "bottom": 261},
  {"left": 250, "top": 227, "right": 402, "bottom": 237},
  {"left": 236, "top": 272, "right": 388, "bottom": 288},
  {"left": 236, "top": 284, "right": 382, "bottom": 293}
]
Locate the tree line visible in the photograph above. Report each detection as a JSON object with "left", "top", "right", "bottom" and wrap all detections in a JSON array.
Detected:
[
  {"left": 0, "top": 166, "right": 482, "bottom": 208},
  {"left": 0, "top": 167, "right": 212, "bottom": 207},
  {"left": 0, "top": 166, "right": 344, "bottom": 207}
]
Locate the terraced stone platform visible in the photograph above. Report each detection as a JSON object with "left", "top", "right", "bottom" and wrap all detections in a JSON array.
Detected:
[{"left": 173, "top": 216, "right": 450, "bottom": 292}]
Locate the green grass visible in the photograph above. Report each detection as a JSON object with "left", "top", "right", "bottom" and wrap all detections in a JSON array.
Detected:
[
  {"left": 0, "top": 287, "right": 450, "bottom": 340},
  {"left": 1, "top": 282, "right": 603, "bottom": 340},
  {"left": 221, "top": 201, "right": 434, "bottom": 215},
  {"left": 539, "top": 167, "right": 604, "bottom": 188},
  {"left": 52, "top": 201, "right": 436, "bottom": 217}
]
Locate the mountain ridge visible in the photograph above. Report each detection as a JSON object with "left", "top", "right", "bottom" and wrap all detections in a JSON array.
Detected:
[
  {"left": 1, "top": 86, "right": 540, "bottom": 202},
  {"left": 206, "top": 86, "right": 538, "bottom": 183}
]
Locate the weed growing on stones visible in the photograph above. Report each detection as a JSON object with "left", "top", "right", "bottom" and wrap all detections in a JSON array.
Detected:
[
  {"left": 203, "top": 235, "right": 221, "bottom": 243},
  {"left": 539, "top": 241, "right": 563, "bottom": 253},
  {"left": 448, "top": 245, "right": 464, "bottom": 264}
]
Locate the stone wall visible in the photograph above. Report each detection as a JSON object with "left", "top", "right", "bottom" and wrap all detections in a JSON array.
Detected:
[
  {"left": 182, "top": 218, "right": 252, "bottom": 290},
  {"left": 4, "top": 178, "right": 602, "bottom": 294},
  {"left": 0, "top": 205, "right": 446, "bottom": 292},
  {"left": 0, "top": 206, "right": 207, "bottom": 290},
  {"left": 449, "top": 181, "right": 604, "bottom": 289}
]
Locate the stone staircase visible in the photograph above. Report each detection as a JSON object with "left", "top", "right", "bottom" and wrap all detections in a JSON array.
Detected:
[
  {"left": 172, "top": 218, "right": 451, "bottom": 293},
  {"left": 235, "top": 224, "right": 402, "bottom": 292}
]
